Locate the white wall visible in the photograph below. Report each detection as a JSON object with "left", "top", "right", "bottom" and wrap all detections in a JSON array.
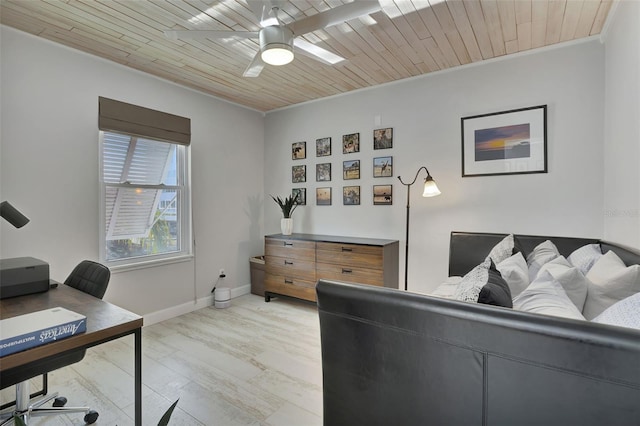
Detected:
[
  {"left": 0, "top": 27, "right": 265, "bottom": 318},
  {"left": 265, "top": 40, "right": 606, "bottom": 294},
  {"left": 603, "top": 0, "right": 640, "bottom": 247}
]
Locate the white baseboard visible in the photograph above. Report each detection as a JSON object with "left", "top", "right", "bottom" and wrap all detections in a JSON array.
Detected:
[{"left": 143, "top": 284, "right": 251, "bottom": 326}]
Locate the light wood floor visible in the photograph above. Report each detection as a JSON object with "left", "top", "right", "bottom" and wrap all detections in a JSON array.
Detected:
[{"left": 1, "top": 295, "right": 323, "bottom": 425}]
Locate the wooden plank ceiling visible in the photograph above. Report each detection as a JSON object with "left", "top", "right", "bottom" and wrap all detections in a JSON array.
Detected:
[{"left": 0, "top": 0, "right": 613, "bottom": 112}]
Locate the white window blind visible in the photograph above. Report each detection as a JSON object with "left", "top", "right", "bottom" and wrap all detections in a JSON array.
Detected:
[{"left": 100, "top": 131, "right": 190, "bottom": 265}]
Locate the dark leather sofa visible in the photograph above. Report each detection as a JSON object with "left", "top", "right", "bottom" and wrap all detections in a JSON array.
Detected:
[{"left": 316, "top": 232, "right": 640, "bottom": 426}]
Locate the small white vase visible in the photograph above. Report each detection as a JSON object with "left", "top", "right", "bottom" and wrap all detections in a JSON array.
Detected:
[{"left": 281, "top": 218, "right": 293, "bottom": 235}]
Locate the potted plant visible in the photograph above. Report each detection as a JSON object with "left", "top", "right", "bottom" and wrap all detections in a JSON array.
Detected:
[{"left": 271, "top": 194, "right": 299, "bottom": 235}]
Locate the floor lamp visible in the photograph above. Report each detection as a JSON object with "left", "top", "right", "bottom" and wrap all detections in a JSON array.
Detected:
[{"left": 397, "top": 166, "right": 441, "bottom": 291}]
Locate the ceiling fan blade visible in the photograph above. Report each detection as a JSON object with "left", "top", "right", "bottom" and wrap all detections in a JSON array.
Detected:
[
  {"left": 246, "top": 0, "right": 270, "bottom": 25},
  {"left": 288, "top": 1, "right": 382, "bottom": 35},
  {"left": 164, "top": 30, "right": 257, "bottom": 41},
  {"left": 293, "top": 38, "right": 345, "bottom": 65},
  {"left": 243, "top": 53, "right": 265, "bottom": 77}
]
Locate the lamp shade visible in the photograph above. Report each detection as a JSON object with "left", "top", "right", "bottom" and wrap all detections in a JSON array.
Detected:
[
  {"left": 422, "top": 176, "right": 441, "bottom": 197},
  {"left": 260, "top": 26, "right": 294, "bottom": 66},
  {"left": 0, "top": 201, "right": 30, "bottom": 228}
]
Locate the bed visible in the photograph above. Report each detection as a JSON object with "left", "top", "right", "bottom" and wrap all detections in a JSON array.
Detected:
[{"left": 316, "top": 231, "right": 640, "bottom": 425}]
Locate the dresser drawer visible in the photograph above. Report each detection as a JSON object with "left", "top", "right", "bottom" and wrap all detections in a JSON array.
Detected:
[
  {"left": 265, "top": 238, "right": 316, "bottom": 261},
  {"left": 316, "top": 242, "right": 383, "bottom": 269},
  {"left": 265, "top": 275, "right": 316, "bottom": 302},
  {"left": 265, "top": 256, "right": 316, "bottom": 281},
  {"left": 316, "top": 262, "right": 384, "bottom": 286}
]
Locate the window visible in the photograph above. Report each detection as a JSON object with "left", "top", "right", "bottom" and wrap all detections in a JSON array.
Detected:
[{"left": 99, "top": 131, "right": 191, "bottom": 268}]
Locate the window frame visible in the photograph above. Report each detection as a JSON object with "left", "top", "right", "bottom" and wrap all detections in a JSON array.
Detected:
[{"left": 98, "top": 131, "right": 192, "bottom": 271}]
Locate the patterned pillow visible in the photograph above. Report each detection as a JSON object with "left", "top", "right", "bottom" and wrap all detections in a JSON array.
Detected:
[
  {"left": 454, "top": 258, "right": 513, "bottom": 308},
  {"left": 567, "top": 244, "right": 603, "bottom": 275},
  {"left": 487, "top": 234, "right": 522, "bottom": 264},
  {"left": 592, "top": 292, "right": 640, "bottom": 330}
]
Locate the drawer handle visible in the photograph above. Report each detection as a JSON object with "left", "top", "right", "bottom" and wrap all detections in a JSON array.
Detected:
[
  {"left": 284, "top": 279, "right": 293, "bottom": 284},
  {"left": 284, "top": 260, "right": 294, "bottom": 265},
  {"left": 284, "top": 242, "right": 293, "bottom": 247},
  {"left": 341, "top": 247, "right": 353, "bottom": 252},
  {"left": 342, "top": 268, "right": 353, "bottom": 274}
]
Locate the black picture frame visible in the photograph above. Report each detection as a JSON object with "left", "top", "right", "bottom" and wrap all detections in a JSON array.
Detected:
[
  {"left": 292, "top": 188, "right": 306, "bottom": 205},
  {"left": 316, "top": 137, "right": 331, "bottom": 157},
  {"left": 373, "top": 128, "right": 393, "bottom": 150},
  {"left": 316, "top": 187, "right": 331, "bottom": 205},
  {"left": 292, "top": 165, "right": 306, "bottom": 183},
  {"left": 292, "top": 141, "right": 306, "bottom": 160},
  {"left": 316, "top": 163, "right": 331, "bottom": 182},
  {"left": 343, "top": 186, "right": 360, "bottom": 205},
  {"left": 373, "top": 156, "right": 392, "bottom": 177},
  {"left": 373, "top": 185, "right": 392, "bottom": 205},
  {"left": 342, "top": 133, "right": 360, "bottom": 154},
  {"left": 343, "top": 160, "right": 360, "bottom": 180},
  {"left": 461, "top": 105, "right": 547, "bottom": 177}
]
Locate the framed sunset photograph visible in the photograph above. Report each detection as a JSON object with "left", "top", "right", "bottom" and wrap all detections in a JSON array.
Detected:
[{"left": 461, "top": 105, "right": 547, "bottom": 177}]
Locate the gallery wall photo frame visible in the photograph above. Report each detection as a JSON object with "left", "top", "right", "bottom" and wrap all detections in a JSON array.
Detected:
[
  {"left": 373, "top": 127, "right": 393, "bottom": 150},
  {"left": 292, "top": 188, "right": 306, "bottom": 205},
  {"left": 373, "top": 185, "right": 392, "bottom": 205},
  {"left": 343, "top": 186, "right": 360, "bottom": 205},
  {"left": 316, "top": 187, "right": 332, "bottom": 205},
  {"left": 343, "top": 133, "right": 360, "bottom": 153},
  {"left": 316, "top": 137, "right": 331, "bottom": 157},
  {"left": 373, "top": 156, "right": 392, "bottom": 177},
  {"left": 292, "top": 141, "right": 306, "bottom": 160},
  {"left": 292, "top": 165, "right": 306, "bottom": 183},
  {"left": 316, "top": 163, "right": 331, "bottom": 181},
  {"left": 343, "top": 160, "right": 360, "bottom": 180},
  {"left": 461, "top": 105, "right": 547, "bottom": 177}
]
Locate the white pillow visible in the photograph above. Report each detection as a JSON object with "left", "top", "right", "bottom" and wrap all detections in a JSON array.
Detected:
[
  {"left": 430, "top": 276, "right": 462, "bottom": 299},
  {"left": 496, "top": 252, "right": 529, "bottom": 298},
  {"left": 526, "top": 240, "right": 560, "bottom": 282},
  {"left": 583, "top": 251, "right": 640, "bottom": 320},
  {"left": 537, "top": 256, "right": 589, "bottom": 311},
  {"left": 592, "top": 292, "right": 640, "bottom": 330},
  {"left": 567, "top": 244, "right": 603, "bottom": 275},
  {"left": 513, "top": 271, "right": 586, "bottom": 321},
  {"left": 487, "top": 234, "right": 517, "bottom": 264}
]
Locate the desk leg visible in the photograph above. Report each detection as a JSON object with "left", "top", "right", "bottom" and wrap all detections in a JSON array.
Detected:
[{"left": 135, "top": 328, "right": 142, "bottom": 426}]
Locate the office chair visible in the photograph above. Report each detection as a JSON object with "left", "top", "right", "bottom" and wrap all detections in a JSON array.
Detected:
[{"left": 0, "top": 260, "right": 110, "bottom": 425}]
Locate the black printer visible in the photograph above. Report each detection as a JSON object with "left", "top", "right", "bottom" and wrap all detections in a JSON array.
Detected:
[{"left": 0, "top": 257, "right": 50, "bottom": 299}]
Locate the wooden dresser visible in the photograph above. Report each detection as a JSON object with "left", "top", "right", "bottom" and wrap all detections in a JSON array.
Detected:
[{"left": 264, "top": 233, "right": 399, "bottom": 302}]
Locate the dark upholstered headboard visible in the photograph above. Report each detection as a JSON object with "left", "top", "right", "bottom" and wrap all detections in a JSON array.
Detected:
[{"left": 449, "top": 231, "right": 640, "bottom": 277}]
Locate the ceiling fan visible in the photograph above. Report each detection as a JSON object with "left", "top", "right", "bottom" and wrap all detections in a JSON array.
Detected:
[{"left": 164, "top": 0, "right": 382, "bottom": 77}]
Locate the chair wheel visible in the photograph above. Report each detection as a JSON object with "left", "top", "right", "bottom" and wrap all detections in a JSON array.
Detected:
[
  {"left": 53, "top": 396, "right": 67, "bottom": 407},
  {"left": 84, "top": 410, "right": 99, "bottom": 424}
]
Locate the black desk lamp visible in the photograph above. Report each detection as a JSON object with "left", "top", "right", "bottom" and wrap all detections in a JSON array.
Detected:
[
  {"left": 1, "top": 201, "right": 30, "bottom": 228},
  {"left": 397, "top": 166, "right": 441, "bottom": 291}
]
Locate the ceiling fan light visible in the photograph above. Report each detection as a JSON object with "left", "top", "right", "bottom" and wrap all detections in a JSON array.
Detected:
[
  {"left": 260, "top": 26, "right": 294, "bottom": 66},
  {"left": 261, "top": 46, "right": 294, "bottom": 65}
]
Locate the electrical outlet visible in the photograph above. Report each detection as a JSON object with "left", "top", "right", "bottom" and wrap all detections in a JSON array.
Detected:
[{"left": 219, "top": 269, "right": 226, "bottom": 278}]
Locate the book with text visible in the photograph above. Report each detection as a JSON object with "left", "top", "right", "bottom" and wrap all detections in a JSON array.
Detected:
[{"left": 0, "top": 307, "right": 86, "bottom": 357}]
